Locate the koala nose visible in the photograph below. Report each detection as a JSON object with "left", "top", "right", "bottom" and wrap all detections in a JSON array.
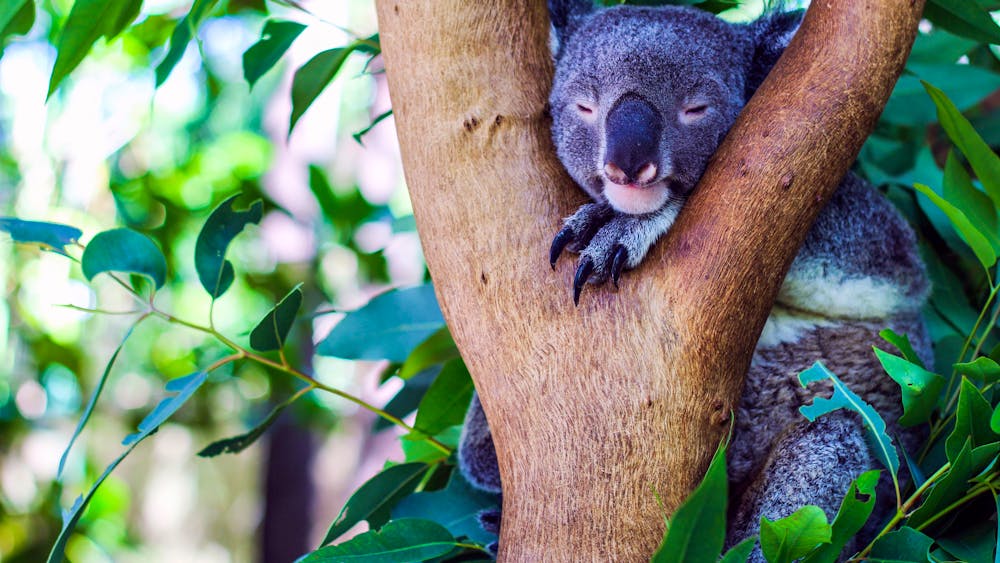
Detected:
[{"left": 604, "top": 94, "right": 663, "bottom": 185}]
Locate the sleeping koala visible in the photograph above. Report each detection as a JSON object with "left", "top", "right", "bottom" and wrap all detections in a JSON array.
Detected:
[{"left": 460, "top": 1, "right": 931, "bottom": 560}]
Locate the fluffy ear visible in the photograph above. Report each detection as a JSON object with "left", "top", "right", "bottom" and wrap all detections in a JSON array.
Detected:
[
  {"left": 745, "top": 10, "right": 803, "bottom": 100},
  {"left": 549, "top": 0, "right": 595, "bottom": 58}
]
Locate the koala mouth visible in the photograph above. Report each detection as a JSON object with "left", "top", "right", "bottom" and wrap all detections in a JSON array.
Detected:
[{"left": 603, "top": 179, "right": 672, "bottom": 215}]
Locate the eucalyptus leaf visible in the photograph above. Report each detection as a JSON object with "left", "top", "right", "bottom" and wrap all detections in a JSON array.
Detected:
[
  {"left": 908, "top": 440, "right": 1000, "bottom": 528},
  {"left": 198, "top": 388, "right": 307, "bottom": 457},
  {"left": 392, "top": 468, "right": 499, "bottom": 545},
  {"left": 650, "top": 438, "right": 728, "bottom": 562},
  {"left": 799, "top": 362, "right": 899, "bottom": 478},
  {"left": 924, "top": 0, "right": 1000, "bottom": 44},
  {"left": 718, "top": 537, "right": 756, "bottom": 563},
  {"left": 376, "top": 366, "right": 441, "bottom": 432},
  {"left": 243, "top": 19, "right": 306, "bottom": 88},
  {"left": 316, "top": 284, "right": 445, "bottom": 362},
  {"left": 49, "top": 370, "right": 207, "bottom": 563},
  {"left": 353, "top": 109, "right": 393, "bottom": 145},
  {"left": 942, "top": 151, "right": 1000, "bottom": 254},
  {"left": 290, "top": 41, "right": 375, "bottom": 135},
  {"left": 0, "top": 0, "right": 33, "bottom": 46},
  {"left": 399, "top": 327, "right": 459, "bottom": 380},
  {"left": 759, "top": 505, "right": 832, "bottom": 563},
  {"left": 58, "top": 322, "right": 144, "bottom": 478},
  {"left": 249, "top": 285, "right": 303, "bottom": 352},
  {"left": 874, "top": 347, "right": 945, "bottom": 427},
  {"left": 955, "top": 356, "right": 1000, "bottom": 385},
  {"left": 411, "top": 359, "right": 474, "bottom": 438},
  {"left": 800, "top": 470, "right": 879, "bottom": 563},
  {"left": 883, "top": 64, "right": 1000, "bottom": 127},
  {"left": 155, "top": 0, "right": 219, "bottom": 86},
  {"left": 869, "top": 527, "right": 934, "bottom": 561},
  {"left": 303, "top": 518, "right": 459, "bottom": 563},
  {"left": 46, "top": 0, "right": 141, "bottom": 98},
  {"left": 923, "top": 81, "right": 1000, "bottom": 210},
  {"left": 945, "top": 378, "right": 999, "bottom": 462},
  {"left": 0, "top": 217, "right": 82, "bottom": 255},
  {"left": 914, "top": 183, "right": 996, "bottom": 271},
  {"left": 194, "top": 194, "right": 263, "bottom": 299},
  {"left": 321, "top": 462, "right": 429, "bottom": 546},
  {"left": 879, "top": 328, "right": 925, "bottom": 369},
  {"left": 81, "top": 228, "right": 167, "bottom": 289}
]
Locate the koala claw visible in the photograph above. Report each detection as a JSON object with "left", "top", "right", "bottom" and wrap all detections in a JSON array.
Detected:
[
  {"left": 573, "top": 258, "right": 595, "bottom": 306},
  {"left": 550, "top": 226, "right": 574, "bottom": 270},
  {"left": 610, "top": 245, "right": 628, "bottom": 288}
]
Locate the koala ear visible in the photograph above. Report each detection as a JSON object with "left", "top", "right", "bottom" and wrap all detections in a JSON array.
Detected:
[
  {"left": 549, "top": 0, "right": 595, "bottom": 59},
  {"left": 745, "top": 10, "right": 803, "bottom": 100}
]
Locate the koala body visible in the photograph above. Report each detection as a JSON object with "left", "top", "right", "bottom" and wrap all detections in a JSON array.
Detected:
[{"left": 460, "top": 2, "right": 930, "bottom": 560}]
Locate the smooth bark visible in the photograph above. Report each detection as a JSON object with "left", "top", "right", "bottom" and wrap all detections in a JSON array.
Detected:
[{"left": 376, "top": 1, "right": 923, "bottom": 559}]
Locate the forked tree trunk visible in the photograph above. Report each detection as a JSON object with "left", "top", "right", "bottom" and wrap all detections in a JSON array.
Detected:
[{"left": 375, "top": 1, "right": 923, "bottom": 560}]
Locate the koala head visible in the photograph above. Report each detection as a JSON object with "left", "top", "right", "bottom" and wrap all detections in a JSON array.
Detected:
[{"left": 548, "top": 1, "right": 801, "bottom": 215}]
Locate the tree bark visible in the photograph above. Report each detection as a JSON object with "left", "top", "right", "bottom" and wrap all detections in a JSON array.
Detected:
[{"left": 375, "top": 1, "right": 923, "bottom": 560}]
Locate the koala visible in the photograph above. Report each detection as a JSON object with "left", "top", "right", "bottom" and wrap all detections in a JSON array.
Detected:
[{"left": 459, "top": 1, "right": 931, "bottom": 560}]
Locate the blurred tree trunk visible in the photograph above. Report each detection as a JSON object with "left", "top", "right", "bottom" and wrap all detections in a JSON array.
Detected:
[{"left": 375, "top": 0, "right": 923, "bottom": 559}]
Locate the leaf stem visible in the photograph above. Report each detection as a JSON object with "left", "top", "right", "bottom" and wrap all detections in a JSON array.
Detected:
[{"left": 852, "top": 462, "right": 951, "bottom": 560}]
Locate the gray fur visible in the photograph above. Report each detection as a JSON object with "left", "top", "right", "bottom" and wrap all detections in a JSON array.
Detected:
[{"left": 460, "top": 3, "right": 931, "bottom": 559}]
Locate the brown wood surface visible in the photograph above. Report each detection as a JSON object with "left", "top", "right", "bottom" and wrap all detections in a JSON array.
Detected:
[{"left": 375, "top": 1, "right": 923, "bottom": 560}]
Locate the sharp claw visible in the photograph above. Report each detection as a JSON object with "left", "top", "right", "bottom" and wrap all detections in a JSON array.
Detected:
[
  {"left": 611, "top": 245, "right": 628, "bottom": 289},
  {"left": 573, "top": 259, "right": 594, "bottom": 306},
  {"left": 550, "top": 227, "right": 573, "bottom": 270}
]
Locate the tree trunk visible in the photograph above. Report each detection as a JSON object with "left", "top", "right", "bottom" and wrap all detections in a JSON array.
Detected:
[{"left": 375, "top": 1, "right": 923, "bottom": 560}]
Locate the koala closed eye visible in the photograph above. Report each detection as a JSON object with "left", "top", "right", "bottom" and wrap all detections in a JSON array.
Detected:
[
  {"left": 679, "top": 103, "right": 710, "bottom": 124},
  {"left": 575, "top": 101, "right": 598, "bottom": 122}
]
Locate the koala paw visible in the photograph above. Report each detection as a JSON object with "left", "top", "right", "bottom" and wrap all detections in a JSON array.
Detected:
[{"left": 550, "top": 202, "right": 680, "bottom": 305}]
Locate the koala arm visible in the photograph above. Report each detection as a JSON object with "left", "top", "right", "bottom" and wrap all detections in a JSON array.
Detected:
[{"left": 551, "top": 199, "right": 684, "bottom": 304}]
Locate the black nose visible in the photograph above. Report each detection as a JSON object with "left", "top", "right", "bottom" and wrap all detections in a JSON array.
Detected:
[{"left": 604, "top": 94, "right": 662, "bottom": 185}]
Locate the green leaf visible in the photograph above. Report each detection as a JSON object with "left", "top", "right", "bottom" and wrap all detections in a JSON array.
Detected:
[
  {"left": 759, "top": 506, "right": 832, "bottom": 563},
  {"left": 411, "top": 359, "right": 474, "bottom": 438},
  {"left": 924, "top": 0, "right": 1000, "bottom": 44},
  {"left": 316, "top": 284, "right": 445, "bottom": 362},
  {"left": 874, "top": 347, "right": 946, "bottom": 427},
  {"left": 392, "top": 468, "right": 499, "bottom": 544},
  {"left": 869, "top": 527, "right": 934, "bottom": 562},
  {"left": 936, "top": 518, "right": 996, "bottom": 563},
  {"left": 0, "top": 217, "right": 82, "bottom": 255},
  {"left": 799, "top": 362, "right": 899, "bottom": 477},
  {"left": 923, "top": 81, "right": 1000, "bottom": 210},
  {"left": 81, "top": 228, "right": 167, "bottom": 289},
  {"left": 48, "top": 371, "right": 207, "bottom": 563},
  {"left": 242, "top": 19, "right": 306, "bottom": 88},
  {"left": 198, "top": 388, "right": 306, "bottom": 457},
  {"left": 955, "top": 357, "right": 1000, "bottom": 384},
  {"left": 289, "top": 37, "right": 378, "bottom": 135},
  {"left": 907, "top": 29, "right": 977, "bottom": 65},
  {"left": 155, "top": 0, "right": 219, "bottom": 86},
  {"left": 879, "top": 329, "right": 925, "bottom": 369},
  {"left": 718, "top": 537, "right": 756, "bottom": 563},
  {"left": 376, "top": 366, "right": 440, "bottom": 432},
  {"left": 303, "top": 518, "right": 459, "bottom": 563},
  {"left": 399, "top": 327, "right": 459, "bottom": 380},
  {"left": 401, "top": 425, "right": 460, "bottom": 464},
  {"left": 914, "top": 183, "right": 996, "bottom": 271},
  {"left": 58, "top": 322, "right": 143, "bottom": 479},
  {"left": 321, "top": 462, "right": 429, "bottom": 546},
  {"left": 0, "top": 0, "right": 33, "bottom": 46},
  {"left": 46, "top": 0, "right": 141, "bottom": 98},
  {"left": 801, "top": 470, "right": 879, "bottom": 563},
  {"left": 908, "top": 440, "right": 1000, "bottom": 528},
  {"left": 123, "top": 371, "right": 208, "bottom": 445},
  {"left": 884, "top": 65, "right": 1000, "bottom": 126},
  {"left": 992, "top": 403, "right": 1000, "bottom": 434},
  {"left": 353, "top": 109, "right": 393, "bottom": 145},
  {"left": 945, "top": 378, "right": 999, "bottom": 462},
  {"left": 650, "top": 438, "right": 728, "bottom": 562},
  {"left": 249, "top": 285, "right": 303, "bottom": 352},
  {"left": 943, "top": 151, "right": 1000, "bottom": 254},
  {"left": 194, "top": 194, "right": 263, "bottom": 299}
]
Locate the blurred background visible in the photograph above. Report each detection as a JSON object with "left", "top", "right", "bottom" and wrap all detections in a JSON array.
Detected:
[{"left": 5, "top": 0, "right": 997, "bottom": 561}]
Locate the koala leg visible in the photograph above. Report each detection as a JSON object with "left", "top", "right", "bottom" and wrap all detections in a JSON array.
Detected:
[
  {"left": 728, "top": 412, "right": 871, "bottom": 562},
  {"left": 459, "top": 393, "right": 502, "bottom": 494},
  {"left": 551, "top": 199, "right": 683, "bottom": 303}
]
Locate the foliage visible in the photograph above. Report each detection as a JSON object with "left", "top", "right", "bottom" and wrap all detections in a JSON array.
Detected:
[{"left": 3, "top": 0, "right": 1000, "bottom": 561}]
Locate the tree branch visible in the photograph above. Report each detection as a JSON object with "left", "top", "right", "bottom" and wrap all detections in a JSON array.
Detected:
[{"left": 375, "top": 0, "right": 923, "bottom": 559}]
